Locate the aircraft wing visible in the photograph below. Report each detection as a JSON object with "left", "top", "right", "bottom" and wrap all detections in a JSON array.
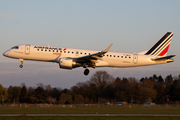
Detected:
[
  {"left": 73, "top": 44, "right": 113, "bottom": 65},
  {"left": 151, "top": 55, "right": 175, "bottom": 61}
]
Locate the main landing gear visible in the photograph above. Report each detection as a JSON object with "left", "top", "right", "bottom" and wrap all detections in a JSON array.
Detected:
[
  {"left": 84, "top": 69, "right": 89, "bottom": 76},
  {"left": 19, "top": 59, "right": 24, "bottom": 68},
  {"left": 84, "top": 65, "right": 90, "bottom": 76}
]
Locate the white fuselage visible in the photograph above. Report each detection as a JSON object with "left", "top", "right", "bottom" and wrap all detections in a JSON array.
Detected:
[{"left": 3, "top": 44, "right": 168, "bottom": 68}]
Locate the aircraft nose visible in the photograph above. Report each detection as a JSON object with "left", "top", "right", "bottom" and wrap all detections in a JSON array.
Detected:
[{"left": 3, "top": 51, "right": 9, "bottom": 57}]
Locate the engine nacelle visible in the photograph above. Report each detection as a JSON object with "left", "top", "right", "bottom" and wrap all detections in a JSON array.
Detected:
[{"left": 59, "top": 58, "right": 80, "bottom": 69}]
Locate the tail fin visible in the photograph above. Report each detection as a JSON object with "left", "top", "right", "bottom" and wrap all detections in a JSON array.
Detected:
[{"left": 145, "top": 32, "right": 173, "bottom": 57}]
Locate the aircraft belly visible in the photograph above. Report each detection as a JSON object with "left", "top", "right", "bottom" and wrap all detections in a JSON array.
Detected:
[{"left": 102, "top": 58, "right": 133, "bottom": 67}]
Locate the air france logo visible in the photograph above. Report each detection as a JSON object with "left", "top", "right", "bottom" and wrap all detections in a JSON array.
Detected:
[
  {"left": 34, "top": 46, "right": 67, "bottom": 56},
  {"left": 34, "top": 46, "right": 62, "bottom": 50}
]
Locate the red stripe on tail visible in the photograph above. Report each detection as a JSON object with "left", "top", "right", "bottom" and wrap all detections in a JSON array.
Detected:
[{"left": 158, "top": 44, "right": 170, "bottom": 56}]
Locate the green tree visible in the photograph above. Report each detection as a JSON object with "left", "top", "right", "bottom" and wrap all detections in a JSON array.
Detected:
[
  {"left": 7, "top": 86, "right": 21, "bottom": 103},
  {"left": 59, "top": 92, "right": 72, "bottom": 104},
  {"left": 170, "top": 80, "right": 180, "bottom": 102},
  {"left": 50, "top": 88, "right": 62, "bottom": 102},
  {"left": 165, "top": 74, "right": 173, "bottom": 97},
  {"left": 0, "top": 84, "right": 8, "bottom": 103},
  {"left": 154, "top": 80, "right": 166, "bottom": 103},
  {"left": 34, "top": 86, "right": 48, "bottom": 103},
  {"left": 165, "top": 74, "right": 173, "bottom": 84},
  {"left": 157, "top": 75, "right": 164, "bottom": 82},
  {"left": 89, "top": 71, "right": 114, "bottom": 101},
  {"left": 19, "top": 84, "right": 28, "bottom": 103}
]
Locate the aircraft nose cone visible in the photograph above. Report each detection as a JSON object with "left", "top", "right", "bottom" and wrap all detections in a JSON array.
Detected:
[{"left": 3, "top": 51, "right": 8, "bottom": 57}]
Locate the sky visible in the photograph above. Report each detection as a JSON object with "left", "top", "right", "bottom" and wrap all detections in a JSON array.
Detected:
[{"left": 1, "top": 0, "right": 180, "bottom": 89}]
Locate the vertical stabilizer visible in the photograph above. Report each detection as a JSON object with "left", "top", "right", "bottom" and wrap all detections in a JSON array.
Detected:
[{"left": 145, "top": 32, "right": 173, "bottom": 56}]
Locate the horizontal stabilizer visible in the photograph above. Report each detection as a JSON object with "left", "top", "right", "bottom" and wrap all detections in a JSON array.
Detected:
[{"left": 151, "top": 55, "right": 175, "bottom": 61}]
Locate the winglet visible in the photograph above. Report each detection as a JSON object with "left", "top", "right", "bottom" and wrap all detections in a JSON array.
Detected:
[{"left": 101, "top": 43, "right": 113, "bottom": 53}]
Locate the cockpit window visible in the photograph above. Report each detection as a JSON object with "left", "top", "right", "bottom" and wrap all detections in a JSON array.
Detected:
[{"left": 11, "top": 46, "right": 19, "bottom": 49}]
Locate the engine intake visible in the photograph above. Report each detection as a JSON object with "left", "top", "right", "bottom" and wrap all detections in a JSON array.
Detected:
[{"left": 59, "top": 58, "right": 80, "bottom": 69}]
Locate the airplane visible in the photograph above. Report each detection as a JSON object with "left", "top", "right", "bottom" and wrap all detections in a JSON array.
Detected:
[{"left": 3, "top": 32, "right": 175, "bottom": 76}]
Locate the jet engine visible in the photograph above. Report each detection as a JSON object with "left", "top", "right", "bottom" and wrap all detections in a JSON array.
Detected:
[{"left": 59, "top": 58, "right": 80, "bottom": 69}]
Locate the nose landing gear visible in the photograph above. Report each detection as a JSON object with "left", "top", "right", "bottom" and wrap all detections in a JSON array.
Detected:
[
  {"left": 19, "top": 64, "right": 23, "bottom": 68},
  {"left": 19, "top": 59, "right": 24, "bottom": 68}
]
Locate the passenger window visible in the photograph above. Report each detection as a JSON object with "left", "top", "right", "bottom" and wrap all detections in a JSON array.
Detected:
[
  {"left": 72, "top": 52, "right": 74, "bottom": 54},
  {"left": 56, "top": 50, "right": 58, "bottom": 52},
  {"left": 64, "top": 51, "right": 66, "bottom": 53},
  {"left": 121, "top": 56, "right": 123, "bottom": 58},
  {"left": 41, "top": 49, "right": 43, "bottom": 51},
  {"left": 114, "top": 55, "right": 116, "bottom": 57},
  {"left": 129, "top": 57, "right": 131, "bottom": 59},
  {"left": 107, "top": 55, "right": 108, "bottom": 57},
  {"left": 80, "top": 52, "right": 82, "bottom": 54},
  {"left": 37, "top": 49, "right": 39, "bottom": 51},
  {"left": 45, "top": 49, "right": 47, "bottom": 51},
  {"left": 85, "top": 53, "right": 86, "bottom": 55},
  {"left": 110, "top": 55, "right": 112, "bottom": 57},
  {"left": 53, "top": 50, "right": 54, "bottom": 52},
  {"left": 117, "top": 56, "right": 119, "bottom": 58},
  {"left": 49, "top": 50, "right": 51, "bottom": 52},
  {"left": 68, "top": 51, "right": 70, "bottom": 53}
]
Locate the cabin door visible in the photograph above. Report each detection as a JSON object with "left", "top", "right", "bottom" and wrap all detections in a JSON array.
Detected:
[
  {"left": 133, "top": 54, "right": 138, "bottom": 64},
  {"left": 25, "top": 45, "right": 30, "bottom": 55}
]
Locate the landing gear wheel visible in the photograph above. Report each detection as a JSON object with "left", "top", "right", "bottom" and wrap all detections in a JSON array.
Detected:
[
  {"left": 19, "top": 64, "right": 23, "bottom": 68},
  {"left": 19, "top": 59, "right": 24, "bottom": 68},
  {"left": 84, "top": 69, "right": 89, "bottom": 76}
]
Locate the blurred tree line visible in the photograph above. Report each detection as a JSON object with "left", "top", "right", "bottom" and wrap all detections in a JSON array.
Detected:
[{"left": 1, "top": 71, "right": 180, "bottom": 104}]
